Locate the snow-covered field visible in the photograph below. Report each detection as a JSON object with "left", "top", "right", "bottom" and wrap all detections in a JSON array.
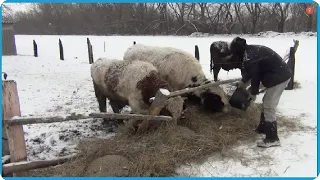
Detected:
[{"left": 1, "top": 32, "right": 317, "bottom": 177}]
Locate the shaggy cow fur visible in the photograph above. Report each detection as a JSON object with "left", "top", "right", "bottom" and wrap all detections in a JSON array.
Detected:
[
  {"left": 210, "top": 41, "right": 242, "bottom": 82},
  {"left": 123, "top": 44, "right": 207, "bottom": 91},
  {"left": 123, "top": 44, "right": 231, "bottom": 113},
  {"left": 90, "top": 58, "right": 170, "bottom": 123}
]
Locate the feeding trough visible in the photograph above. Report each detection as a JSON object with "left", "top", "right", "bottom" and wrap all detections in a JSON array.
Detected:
[
  {"left": 229, "top": 87, "right": 252, "bottom": 111},
  {"left": 229, "top": 85, "right": 267, "bottom": 111}
]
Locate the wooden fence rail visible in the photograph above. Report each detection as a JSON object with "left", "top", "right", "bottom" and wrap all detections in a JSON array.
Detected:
[
  {"left": 4, "top": 113, "right": 173, "bottom": 126},
  {"left": 3, "top": 155, "right": 76, "bottom": 175}
]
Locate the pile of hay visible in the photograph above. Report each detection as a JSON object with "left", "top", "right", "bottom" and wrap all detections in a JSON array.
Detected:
[{"left": 29, "top": 100, "right": 304, "bottom": 177}]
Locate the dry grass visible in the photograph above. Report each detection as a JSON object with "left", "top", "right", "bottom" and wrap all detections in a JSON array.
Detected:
[{"left": 29, "top": 100, "right": 306, "bottom": 177}]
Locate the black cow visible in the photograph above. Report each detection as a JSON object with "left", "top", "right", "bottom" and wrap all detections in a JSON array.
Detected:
[{"left": 210, "top": 41, "right": 242, "bottom": 82}]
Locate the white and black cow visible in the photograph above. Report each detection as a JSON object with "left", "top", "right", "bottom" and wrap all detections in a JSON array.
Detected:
[
  {"left": 91, "top": 58, "right": 175, "bottom": 125},
  {"left": 123, "top": 44, "right": 231, "bottom": 113}
]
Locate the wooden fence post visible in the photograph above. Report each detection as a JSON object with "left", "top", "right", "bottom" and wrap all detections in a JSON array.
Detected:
[
  {"left": 87, "top": 38, "right": 94, "bottom": 64},
  {"left": 2, "top": 80, "right": 29, "bottom": 176},
  {"left": 195, "top": 45, "right": 199, "bottom": 61},
  {"left": 2, "top": 105, "right": 10, "bottom": 157},
  {"left": 285, "top": 47, "right": 295, "bottom": 90},
  {"left": 33, "top": 40, "right": 38, "bottom": 57},
  {"left": 285, "top": 40, "right": 299, "bottom": 90},
  {"left": 59, "top": 39, "right": 64, "bottom": 60}
]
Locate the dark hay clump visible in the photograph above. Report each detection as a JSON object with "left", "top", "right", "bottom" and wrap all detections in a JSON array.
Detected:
[{"left": 29, "top": 102, "right": 305, "bottom": 177}]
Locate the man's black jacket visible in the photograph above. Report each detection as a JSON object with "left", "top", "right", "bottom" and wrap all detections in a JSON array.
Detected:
[{"left": 241, "top": 45, "right": 292, "bottom": 95}]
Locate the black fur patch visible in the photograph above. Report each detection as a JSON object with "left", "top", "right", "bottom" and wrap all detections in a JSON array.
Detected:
[
  {"left": 200, "top": 91, "right": 225, "bottom": 112},
  {"left": 137, "top": 70, "right": 169, "bottom": 105},
  {"left": 191, "top": 76, "right": 197, "bottom": 82},
  {"left": 185, "top": 93, "right": 202, "bottom": 105}
]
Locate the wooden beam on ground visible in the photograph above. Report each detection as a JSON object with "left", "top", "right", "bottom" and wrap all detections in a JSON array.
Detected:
[
  {"left": 5, "top": 114, "right": 92, "bottom": 126},
  {"left": 2, "top": 80, "right": 29, "bottom": 176},
  {"left": 2, "top": 155, "right": 75, "bottom": 175},
  {"left": 89, "top": 113, "right": 172, "bottom": 121},
  {"left": 4, "top": 113, "right": 172, "bottom": 126}
]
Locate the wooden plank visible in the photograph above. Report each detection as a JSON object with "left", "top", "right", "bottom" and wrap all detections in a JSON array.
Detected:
[
  {"left": 4, "top": 114, "right": 92, "bottom": 126},
  {"left": 4, "top": 113, "right": 172, "bottom": 126},
  {"left": 149, "top": 78, "right": 241, "bottom": 102},
  {"left": 89, "top": 113, "right": 172, "bottom": 121},
  {"left": 2, "top": 80, "right": 29, "bottom": 176},
  {"left": 2, "top": 155, "right": 75, "bottom": 175}
]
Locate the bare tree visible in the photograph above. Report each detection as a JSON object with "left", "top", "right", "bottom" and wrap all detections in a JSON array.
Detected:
[
  {"left": 245, "top": 3, "right": 262, "bottom": 34},
  {"left": 234, "top": 3, "right": 247, "bottom": 33},
  {"left": 272, "top": 3, "right": 290, "bottom": 33},
  {"left": 10, "top": 3, "right": 318, "bottom": 35}
]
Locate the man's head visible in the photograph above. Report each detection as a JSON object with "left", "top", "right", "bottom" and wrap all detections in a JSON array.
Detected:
[{"left": 230, "top": 37, "right": 247, "bottom": 57}]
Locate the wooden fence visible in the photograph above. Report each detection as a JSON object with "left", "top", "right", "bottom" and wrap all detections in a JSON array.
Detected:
[{"left": 31, "top": 38, "right": 94, "bottom": 64}]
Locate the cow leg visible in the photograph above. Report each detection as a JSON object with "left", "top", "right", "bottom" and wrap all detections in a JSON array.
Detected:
[
  {"left": 93, "top": 83, "right": 107, "bottom": 114},
  {"left": 213, "top": 65, "right": 222, "bottom": 82},
  {"left": 92, "top": 82, "right": 110, "bottom": 127},
  {"left": 109, "top": 100, "right": 126, "bottom": 124}
]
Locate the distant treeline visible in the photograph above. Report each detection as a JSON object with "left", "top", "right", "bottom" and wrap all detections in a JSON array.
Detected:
[{"left": 3, "top": 3, "right": 318, "bottom": 35}]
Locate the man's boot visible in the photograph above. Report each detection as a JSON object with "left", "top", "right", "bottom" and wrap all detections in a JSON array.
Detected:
[
  {"left": 257, "top": 121, "right": 280, "bottom": 148},
  {"left": 255, "top": 112, "right": 266, "bottom": 134}
]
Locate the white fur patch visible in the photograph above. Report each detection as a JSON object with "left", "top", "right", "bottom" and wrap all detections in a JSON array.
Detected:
[{"left": 123, "top": 44, "right": 207, "bottom": 91}]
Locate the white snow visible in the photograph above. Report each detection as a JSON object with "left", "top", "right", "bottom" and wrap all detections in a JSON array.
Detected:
[{"left": 1, "top": 32, "right": 317, "bottom": 177}]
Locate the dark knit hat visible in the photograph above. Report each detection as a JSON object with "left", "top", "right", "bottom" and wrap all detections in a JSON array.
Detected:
[{"left": 230, "top": 37, "right": 247, "bottom": 55}]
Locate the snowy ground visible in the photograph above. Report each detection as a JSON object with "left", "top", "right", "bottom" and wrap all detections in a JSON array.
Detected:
[{"left": 1, "top": 32, "right": 317, "bottom": 177}]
